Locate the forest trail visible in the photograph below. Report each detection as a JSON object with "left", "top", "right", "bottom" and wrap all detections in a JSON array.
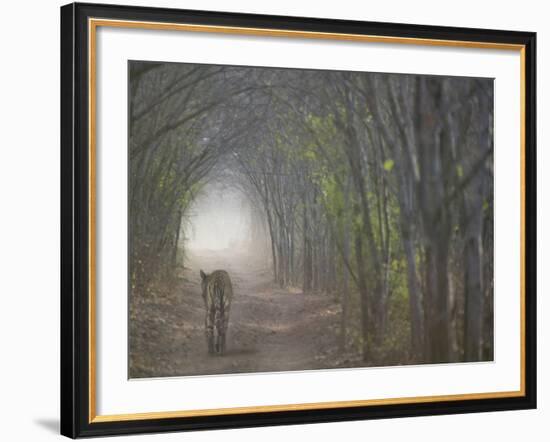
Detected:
[{"left": 129, "top": 249, "right": 344, "bottom": 378}]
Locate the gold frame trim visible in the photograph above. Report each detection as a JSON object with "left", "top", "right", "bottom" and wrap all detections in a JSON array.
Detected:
[{"left": 88, "top": 18, "right": 527, "bottom": 424}]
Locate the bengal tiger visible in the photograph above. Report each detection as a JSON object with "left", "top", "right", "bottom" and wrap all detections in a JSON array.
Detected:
[{"left": 199, "top": 269, "right": 233, "bottom": 355}]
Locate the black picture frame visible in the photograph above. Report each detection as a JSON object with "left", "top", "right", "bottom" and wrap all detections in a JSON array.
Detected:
[{"left": 61, "top": 2, "right": 536, "bottom": 438}]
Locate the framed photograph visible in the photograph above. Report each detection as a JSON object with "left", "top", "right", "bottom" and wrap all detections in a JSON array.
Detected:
[{"left": 60, "top": 2, "right": 536, "bottom": 438}]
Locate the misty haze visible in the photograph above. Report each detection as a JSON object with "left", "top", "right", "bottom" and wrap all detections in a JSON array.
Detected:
[{"left": 128, "top": 60, "right": 494, "bottom": 378}]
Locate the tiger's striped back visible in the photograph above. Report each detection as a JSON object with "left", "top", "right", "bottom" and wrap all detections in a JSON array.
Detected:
[{"left": 200, "top": 269, "right": 233, "bottom": 355}]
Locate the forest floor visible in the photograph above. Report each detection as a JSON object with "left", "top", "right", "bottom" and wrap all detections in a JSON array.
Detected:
[{"left": 129, "top": 249, "right": 360, "bottom": 378}]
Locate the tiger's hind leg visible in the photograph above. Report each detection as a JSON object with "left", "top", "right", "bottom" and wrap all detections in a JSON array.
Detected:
[
  {"left": 205, "top": 308, "right": 215, "bottom": 354},
  {"left": 219, "top": 311, "right": 229, "bottom": 355},
  {"left": 220, "top": 331, "right": 226, "bottom": 355},
  {"left": 214, "top": 309, "right": 223, "bottom": 355},
  {"left": 213, "top": 332, "right": 225, "bottom": 355}
]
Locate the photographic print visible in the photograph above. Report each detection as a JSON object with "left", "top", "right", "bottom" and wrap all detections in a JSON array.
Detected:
[
  {"left": 61, "top": 4, "right": 536, "bottom": 436},
  {"left": 128, "top": 61, "right": 494, "bottom": 379}
]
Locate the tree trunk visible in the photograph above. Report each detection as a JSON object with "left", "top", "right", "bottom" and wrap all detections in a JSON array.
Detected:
[
  {"left": 171, "top": 208, "right": 183, "bottom": 270},
  {"left": 352, "top": 201, "right": 371, "bottom": 361},
  {"left": 303, "top": 193, "right": 312, "bottom": 293},
  {"left": 402, "top": 227, "right": 424, "bottom": 360},
  {"left": 463, "top": 205, "right": 484, "bottom": 361}
]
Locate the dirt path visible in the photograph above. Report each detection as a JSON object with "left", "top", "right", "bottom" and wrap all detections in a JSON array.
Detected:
[{"left": 129, "top": 249, "right": 343, "bottom": 378}]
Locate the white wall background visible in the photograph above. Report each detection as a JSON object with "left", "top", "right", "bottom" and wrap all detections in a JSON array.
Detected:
[{"left": 0, "top": 0, "right": 545, "bottom": 440}]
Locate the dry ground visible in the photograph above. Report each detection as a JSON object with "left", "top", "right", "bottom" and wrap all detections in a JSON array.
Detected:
[{"left": 129, "top": 249, "right": 353, "bottom": 378}]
